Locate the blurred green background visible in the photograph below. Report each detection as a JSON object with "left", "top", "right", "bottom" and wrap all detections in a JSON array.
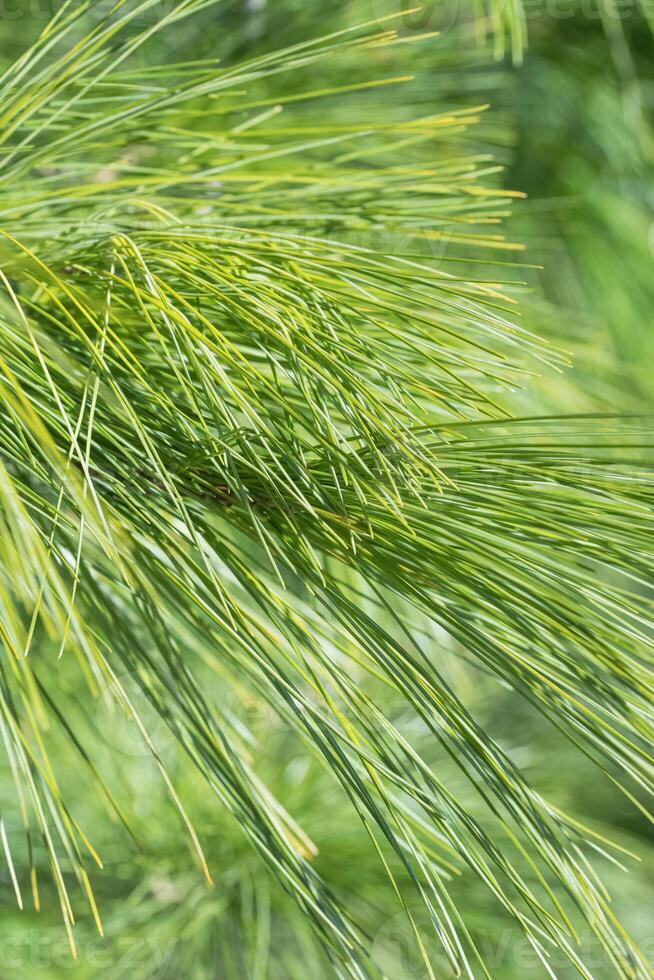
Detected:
[{"left": 0, "top": 2, "right": 652, "bottom": 977}]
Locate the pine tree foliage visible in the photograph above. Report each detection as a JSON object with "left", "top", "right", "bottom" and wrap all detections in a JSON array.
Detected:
[{"left": 0, "top": 2, "right": 652, "bottom": 977}]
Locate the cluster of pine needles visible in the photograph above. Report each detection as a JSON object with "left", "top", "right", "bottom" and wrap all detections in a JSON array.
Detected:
[{"left": 0, "top": 1, "right": 652, "bottom": 977}]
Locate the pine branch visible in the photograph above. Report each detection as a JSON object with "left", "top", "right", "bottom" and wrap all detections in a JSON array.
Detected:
[{"left": 0, "top": 3, "right": 652, "bottom": 977}]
